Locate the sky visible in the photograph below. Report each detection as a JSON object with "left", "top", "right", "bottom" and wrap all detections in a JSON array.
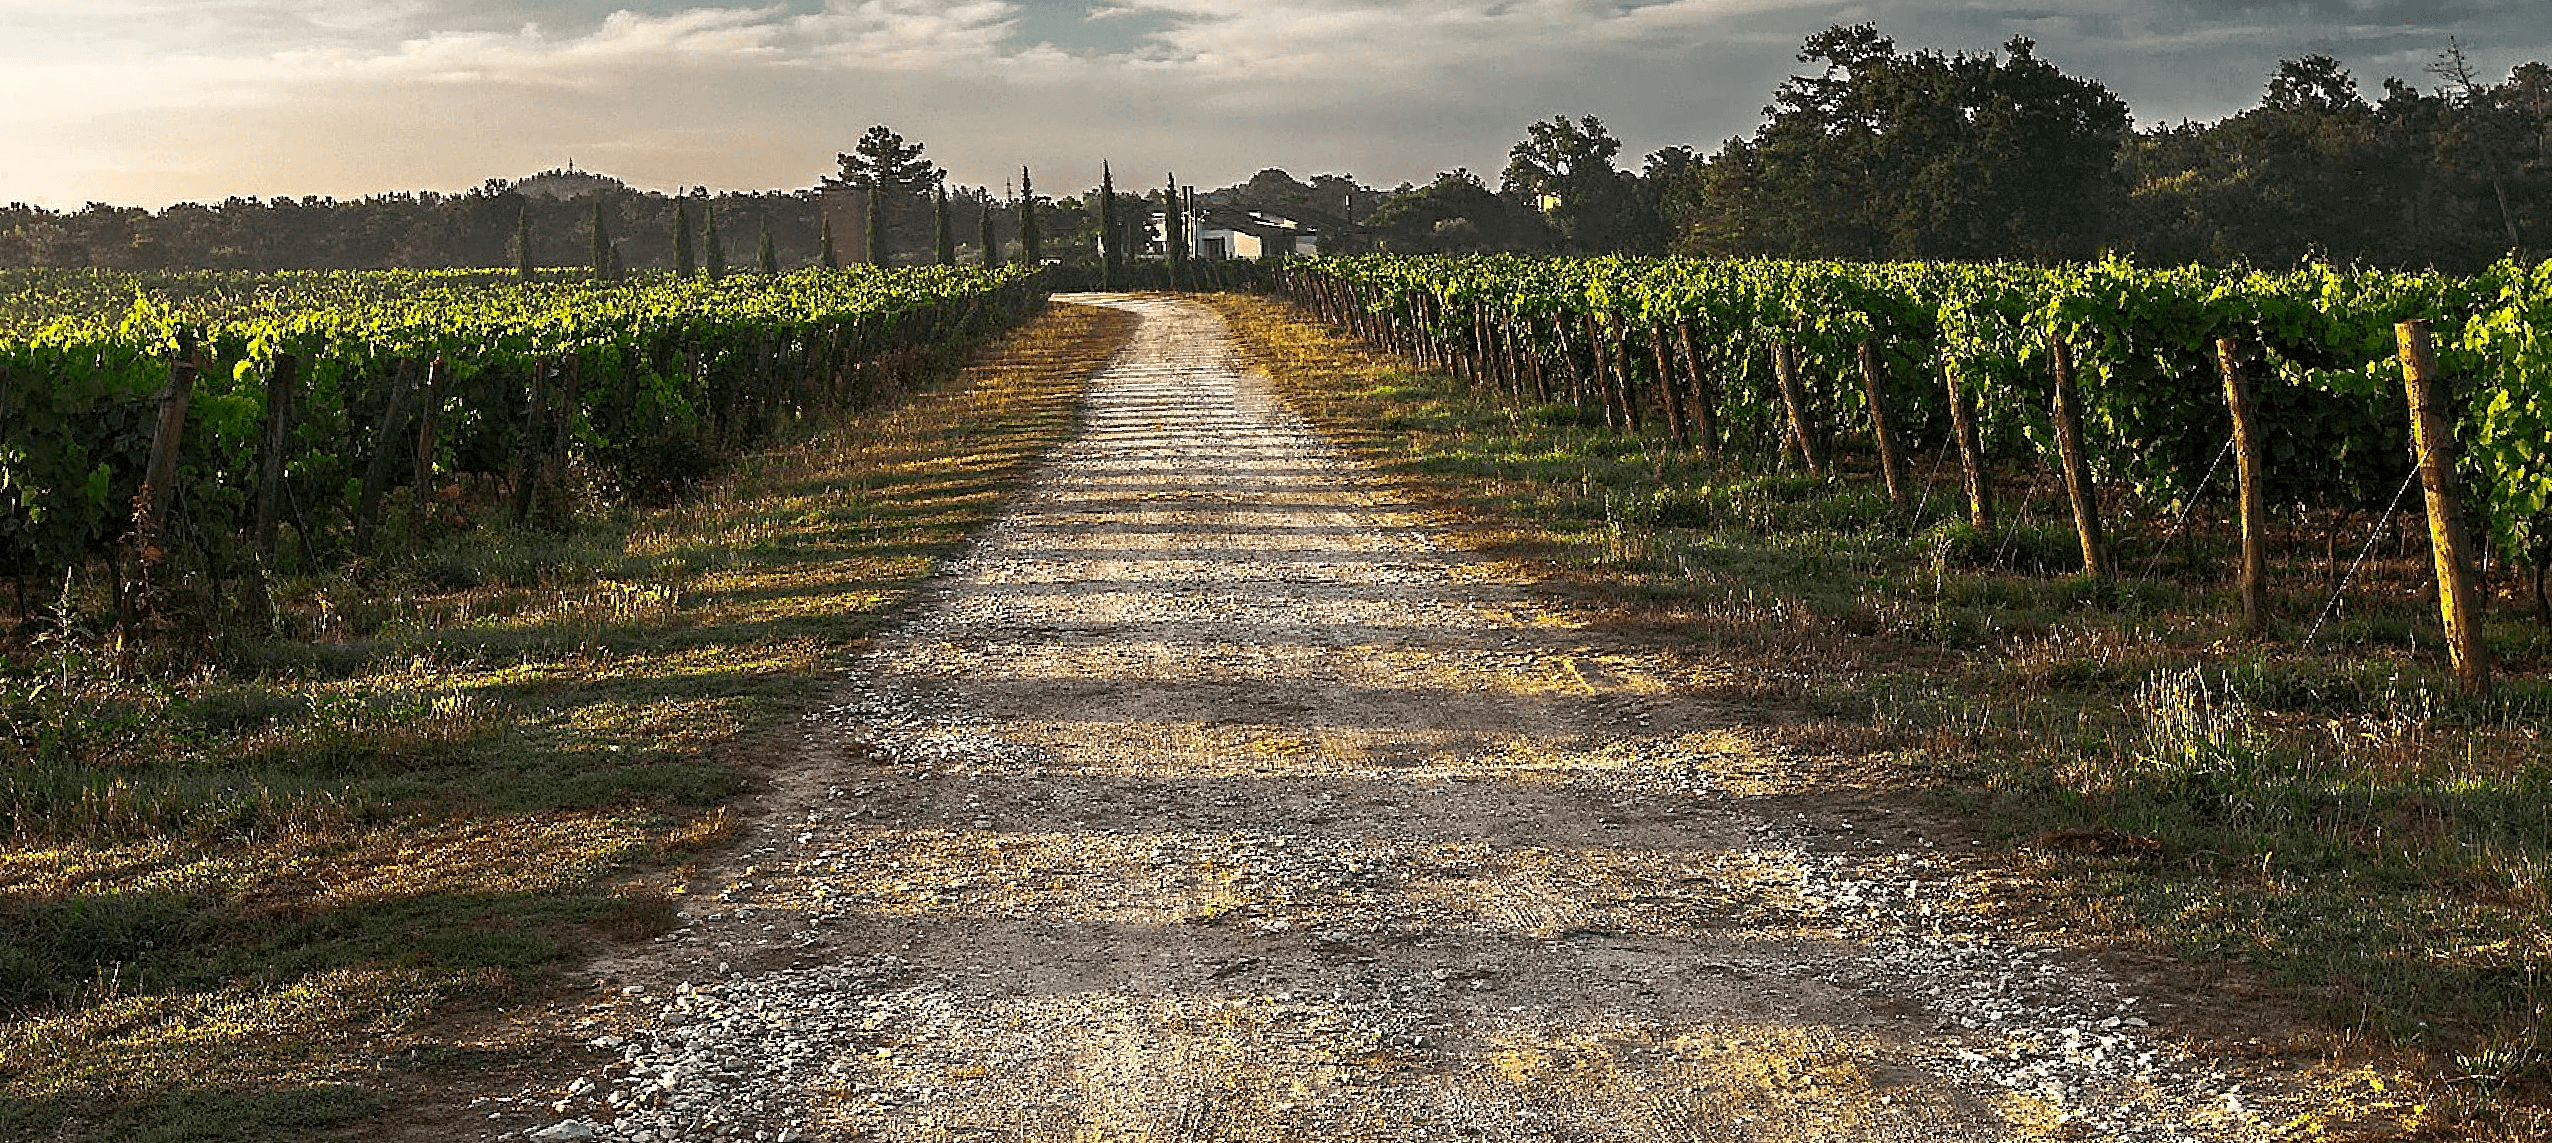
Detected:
[{"left": 1, "top": 0, "right": 2545, "bottom": 210}]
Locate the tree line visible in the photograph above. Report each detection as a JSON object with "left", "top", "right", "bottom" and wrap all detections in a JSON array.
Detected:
[
  {"left": 0, "top": 129, "right": 1182, "bottom": 275},
  {"left": 5, "top": 26, "right": 2541, "bottom": 274},
  {"left": 1367, "top": 27, "right": 2547, "bottom": 272}
]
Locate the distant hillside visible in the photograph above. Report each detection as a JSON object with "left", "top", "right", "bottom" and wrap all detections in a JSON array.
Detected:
[{"left": 511, "top": 165, "right": 631, "bottom": 201}]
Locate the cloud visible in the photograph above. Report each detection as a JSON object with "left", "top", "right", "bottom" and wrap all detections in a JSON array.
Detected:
[{"left": 0, "top": 0, "right": 2543, "bottom": 208}]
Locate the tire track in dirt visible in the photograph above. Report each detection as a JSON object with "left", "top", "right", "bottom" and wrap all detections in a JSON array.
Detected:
[{"left": 484, "top": 295, "right": 2317, "bottom": 1143}]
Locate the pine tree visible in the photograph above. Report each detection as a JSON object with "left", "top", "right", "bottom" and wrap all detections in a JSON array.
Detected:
[
  {"left": 674, "top": 200, "right": 697, "bottom": 276},
  {"left": 591, "top": 199, "right": 612, "bottom": 280},
  {"left": 833, "top": 125, "right": 939, "bottom": 267},
  {"left": 1098, "top": 162, "right": 1118, "bottom": 290},
  {"left": 1018, "top": 167, "right": 1043, "bottom": 265},
  {"left": 865, "top": 187, "right": 887, "bottom": 265},
  {"left": 978, "top": 194, "right": 999, "bottom": 268},
  {"left": 934, "top": 185, "right": 956, "bottom": 266},
  {"left": 820, "top": 218, "right": 841, "bottom": 269},
  {"left": 758, "top": 220, "right": 779, "bottom": 273},
  {"left": 704, "top": 206, "right": 727, "bottom": 279},
  {"left": 514, "top": 203, "right": 534, "bottom": 280}
]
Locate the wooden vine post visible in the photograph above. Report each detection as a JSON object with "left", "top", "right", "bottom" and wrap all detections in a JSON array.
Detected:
[
  {"left": 2216, "top": 338, "right": 2269, "bottom": 634},
  {"left": 1856, "top": 340, "right": 1906, "bottom": 505},
  {"left": 554, "top": 352, "right": 586, "bottom": 476},
  {"left": 511, "top": 358, "right": 553, "bottom": 526},
  {"left": 1608, "top": 320, "right": 1642, "bottom": 431},
  {"left": 1944, "top": 361, "right": 1993, "bottom": 528},
  {"left": 1674, "top": 323, "right": 1719, "bottom": 461},
  {"left": 354, "top": 358, "right": 420, "bottom": 553},
  {"left": 239, "top": 351, "right": 299, "bottom": 627},
  {"left": 119, "top": 330, "right": 200, "bottom": 655},
  {"left": 2047, "top": 338, "right": 2111, "bottom": 580},
  {"left": 251, "top": 352, "right": 301, "bottom": 572},
  {"left": 135, "top": 335, "right": 199, "bottom": 548},
  {"left": 1771, "top": 342, "right": 1826, "bottom": 475},
  {"left": 1584, "top": 315, "right": 1626, "bottom": 431},
  {"left": 1519, "top": 314, "right": 1551, "bottom": 405},
  {"left": 413, "top": 358, "right": 446, "bottom": 496},
  {"left": 1648, "top": 325, "right": 1690, "bottom": 446},
  {"left": 2397, "top": 319, "right": 2491, "bottom": 693},
  {"left": 1552, "top": 316, "right": 1589, "bottom": 416}
]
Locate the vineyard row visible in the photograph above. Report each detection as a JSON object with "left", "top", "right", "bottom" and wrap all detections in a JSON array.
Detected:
[
  {"left": 0, "top": 267, "right": 1049, "bottom": 647},
  {"left": 1274, "top": 255, "right": 2552, "bottom": 692}
]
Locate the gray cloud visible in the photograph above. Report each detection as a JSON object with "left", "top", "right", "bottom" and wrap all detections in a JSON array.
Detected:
[{"left": 0, "top": 0, "right": 2541, "bottom": 207}]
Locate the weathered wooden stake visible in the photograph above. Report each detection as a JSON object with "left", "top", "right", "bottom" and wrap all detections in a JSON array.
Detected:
[
  {"left": 252, "top": 353, "right": 300, "bottom": 568},
  {"left": 1649, "top": 325, "right": 1690, "bottom": 446},
  {"left": 1675, "top": 323, "right": 1719, "bottom": 461},
  {"left": 2398, "top": 319, "right": 2491, "bottom": 692},
  {"left": 1585, "top": 315, "right": 1626, "bottom": 430},
  {"left": 1553, "top": 316, "right": 1590, "bottom": 416},
  {"left": 2048, "top": 339, "right": 2111, "bottom": 579},
  {"left": 354, "top": 358, "right": 420, "bottom": 553},
  {"left": 1945, "top": 361, "right": 1993, "bottom": 528},
  {"left": 554, "top": 352, "right": 585, "bottom": 472},
  {"left": 511, "top": 358, "right": 553, "bottom": 526},
  {"left": 1771, "top": 342, "right": 1826, "bottom": 475},
  {"left": 413, "top": 356, "right": 447, "bottom": 495},
  {"left": 1519, "top": 314, "right": 1551, "bottom": 404},
  {"left": 1607, "top": 320, "right": 1642, "bottom": 431},
  {"left": 135, "top": 335, "right": 200, "bottom": 549},
  {"left": 119, "top": 332, "right": 200, "bottom": 656},
  {"left": 1857, "top": 340, "right": 1906, "bottom": 505},
  {"left": 2217, "top": 338, "right": 2269, "bottom": 634}
]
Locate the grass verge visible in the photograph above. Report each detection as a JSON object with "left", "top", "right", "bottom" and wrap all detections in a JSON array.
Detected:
[
  {"left": 1208, "top": 291, "right": 2552, "bottom": 1138},
  {"left": 0, "top": 300, "right": 1136, "bottom": 1142}
]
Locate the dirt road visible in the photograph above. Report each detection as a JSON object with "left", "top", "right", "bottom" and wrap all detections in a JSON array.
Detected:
[{"left": 487, "top": 296, "right": 2306, "bottom": 1142}]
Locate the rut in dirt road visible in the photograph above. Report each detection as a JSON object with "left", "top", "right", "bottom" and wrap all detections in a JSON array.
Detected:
[{"left": 501, "top": 295, "right": 2299, "bottom": 1143}]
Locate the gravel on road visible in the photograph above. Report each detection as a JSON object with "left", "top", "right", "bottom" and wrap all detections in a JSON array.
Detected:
[{"left": 478, "top": 294, "right": 2329, "bottom": 1143}]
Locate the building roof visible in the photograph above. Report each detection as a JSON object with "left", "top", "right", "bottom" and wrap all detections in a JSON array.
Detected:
[{"left": 1190, "top": 206, "right": 1323, "bottom": 238}]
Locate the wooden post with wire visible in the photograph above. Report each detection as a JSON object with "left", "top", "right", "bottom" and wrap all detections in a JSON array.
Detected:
[
  {"left": 252, "top": 352, "right": 299, "bottom": 571},
  {"left": 1944, "top": 361, "right": 1992, "bottom": 528},
  {"left": 119, "top": 329, "right": 200, "bottom": 658},
  {"left": 135, "top": 333, "right": 199, "bottom": 549},
  {"left": 353, "top": 358, "right": 419, "bottom": 554},
  {"left": 1649, "top": 325, "right": 1690, "bottom": 447},
  {"left": 1858, "top": 339, "right": 1906, "bottom": 505},
  {"left": 1771, "top": 342, "right": 1825, "bottom": 475},
  {"left": 245, "top": 351, "right": 300, "bottom": 627},
  {"left": 2048, "top": 339, "right": 2110, "bottom": 579},
  {"left": 2217, "top": 338, "right": 2269, "bottom": 634},
  {"left": 1675, "top": 323, "right": 1719, "bottom": 461},
  {"left": 2397, "top": 319, "right": 2491, "bottom": 693}
]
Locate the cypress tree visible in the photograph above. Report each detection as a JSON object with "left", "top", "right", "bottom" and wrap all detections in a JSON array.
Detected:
[
  {"left": 820, "top": 218, "right": 841, "bottom": 269},
  {"left": 1098, "top": 162, "right": 1118, "bottom": 290},
  {"left": 1163, "top": 173, "right": 1184, "bottom": 291},
  {"left": 758, "top": 220, "right": 779, "bottom": 273},
  {"left": 934, "top": 185, "right": 955, "bottom": 266},
  {"left": 590, "top": 199, "right": 612, "bottom": 280},
  {"left": 674, "top": 200, "right": 697, "bottom": 276},
  {"left": 978, "top": 195, "right": 998, "bottom": 268},
  {"left": 1018, "top": 167, "right": 1043, "bottom": 265},
  {"left": 514, "top": 203, "right": 533, "bottom": 280},
  {"left": 865, "top": 186, "right": 887, "bottom": 265},
  {"left": 704, "top": 206, "right": 727, "bottom": 279}
]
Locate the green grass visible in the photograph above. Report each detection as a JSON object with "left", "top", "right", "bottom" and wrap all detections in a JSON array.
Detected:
[
  {"left": 1212, "top": 292, "right": 2552, "bottom": 1135},
  {"left": 0, "top": 300, "right": 1137, "bottom": 1142}
]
